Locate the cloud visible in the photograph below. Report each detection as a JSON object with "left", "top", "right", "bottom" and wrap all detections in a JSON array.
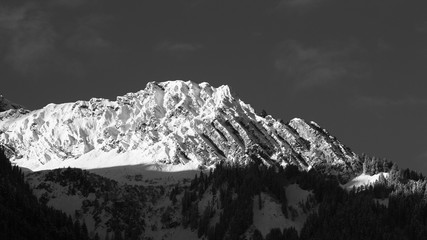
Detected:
[
  {"left": 156, "top": 41, "right": 203, "bottom": 53},
  {"left": 417, "top": 151, "right": 427, "bottom": 162},
  {"left": 273, "top": 0, "right": 328, "bottom": 15},
  {"left": 278, "top": 0, "right": 324, "bottom": 8},
  {"left": 0, "top": 2, "right": 112, "bottom": 76},
  {"left": 155, "top": 41, "right": 204, "bottom": 61},
  {"left": 0, "top": 4, "right": 57, "bottom": 74},
  {"left": 413, "top": 150, "right": 427, "bottom": 171},
  {"left": 274, "top": 40, "right": 369, "bottom": 91},
  {"left": 65, "top": 15, "right": 112, "bottom": 52},
  {"left": 416, "top": 21, "right": 427, "bottom": 34},
  {"left": 51, "top": 0, "right": 97, "bottom": 8},
  {"left": 354, "top": 96, "right": 427, "bottom": 108}
]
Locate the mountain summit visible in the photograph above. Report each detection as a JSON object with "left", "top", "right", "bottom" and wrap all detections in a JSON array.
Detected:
[
  {"left": 0, "top": 95, "right": 23, "bottom": 112},
  {"left": 0, "top": 80, "right": 359, "bottom": 177}
]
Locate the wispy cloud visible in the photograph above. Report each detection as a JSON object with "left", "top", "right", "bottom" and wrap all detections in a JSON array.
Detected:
[
  {"left": 0, "top": 1, "right": 112, "bottom": 76},
  {"left": 0, "top": 4, "right": 56, "bottom": 74},
  {"left": 416, "top": 21, "right": 427, "bottom": 34},
  {"left": 155, "top": 41, "right": 204, "bottom": 61},
  {"left": 273, "top": 0, "right": 328, "bottom": 15},
  {"left": 274, "top": 40, "right": 368, "bottom": 91},
  {"left": 277, "top": 0, "right": 325, "bottom": 8},
  {"left": 65, "top": 15, "right": 112, "bottom": 52},
  {"left": 413, "top": 150, "right": 427, "bottom": 170},
  {"left": 52, "top": 0, "right": 98, "bottom": 8},
  {"left": 354, "top": 96, "right": 427, "bottom": 108},
  {"left": 156, "top": 41, "right": 203, "bottom": 53}
]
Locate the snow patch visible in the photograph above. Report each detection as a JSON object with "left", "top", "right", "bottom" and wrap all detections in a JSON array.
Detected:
[
  {"left": 343, "top": 172, "right": 389, "bottom": 190},
  {"left": 48, "top": 195, "right": 83, "bottom": 216},
  {"left": 286, "top": 183, "right": 311, "bottom": 206},
  {"left": 89, "top": 164, "right": 203, "bottom": 186},
  {"left": 253, "top": 193, "right": 288, "bottom": 237},
  {"left": 253, "top": 186, "right": 313, "bottom": 237}
]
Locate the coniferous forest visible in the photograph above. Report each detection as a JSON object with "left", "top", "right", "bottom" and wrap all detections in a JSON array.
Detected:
[
  {"left": 2, "top": 146, "right": 427, "bottom": 240},
  {"left": 0, "top": 149, "right": 91, "bottom": 240},
  {"left": 182, "top": 157, "right": 427, "bottom": 240}
]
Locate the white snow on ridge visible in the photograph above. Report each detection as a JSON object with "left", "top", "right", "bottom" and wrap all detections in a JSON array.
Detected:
[
  {"left": 1, "top": 81, "right": 240, "bottom": 170},
  {"left": 343, "top": 172, "right": 389, "bottom": 190},
  {"left": 16, "top": 148, "right": 201, "bottom": 172},
  {"left": 16, "top": 147, "right": 204, "bottom": 185},
  {"left": 0, "top": 80, "right": 358, "bottom": 173}
]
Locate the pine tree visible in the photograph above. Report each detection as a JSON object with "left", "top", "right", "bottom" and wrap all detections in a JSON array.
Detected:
[
  {"left": 265, "top": 228, "right": 282, "bottom": 240},
  {"left": 114, "top": 230, "right": 123, "bottom": 240},
  {"left": 252, "top": 229, "right": 264, "bottom": 240}
]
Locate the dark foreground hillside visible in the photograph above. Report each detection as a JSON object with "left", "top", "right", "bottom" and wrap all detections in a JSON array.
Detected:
[
  {"left": 3, "top": 145, "right": 427, "bottom": 240},
  {"left": 183, "top": 159, "right": 427, "bottom": 240},
  {"left": 0, "top": 149, "right": 92, "bottom": 240}
]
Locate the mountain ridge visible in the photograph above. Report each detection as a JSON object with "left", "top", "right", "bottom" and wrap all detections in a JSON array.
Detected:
[
  {"left": 0, "top": 80, "right": 359, "bottom": 180},
  {"left": 3, "top": 81, "right": 427, "bottom": 240},
  {"left": 0, "top": 94, "right": 24, "bottom": 112}
]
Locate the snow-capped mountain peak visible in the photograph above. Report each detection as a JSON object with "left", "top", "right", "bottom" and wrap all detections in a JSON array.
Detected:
[{"left": 0, "top": 80, "right": 359, "bottom": 177}]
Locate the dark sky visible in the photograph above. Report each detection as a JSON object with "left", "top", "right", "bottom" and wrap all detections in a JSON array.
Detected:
[{"left": 1, "top": 0, "right": 427, "bottom": 173}]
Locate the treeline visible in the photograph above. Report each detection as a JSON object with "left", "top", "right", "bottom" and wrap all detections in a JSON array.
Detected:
[
  {"left": 300, "top": 173, "right": 427, "bottom": 239},
  {"left": 43, "top": 167, "right": 118, "bottom": 199},
  {"left": 4, "top": 145, "right": 427, "bottom": 240},
  {"left": 0, "top": 148, "right": 91, "bottom": 240},
  {"left": 37, "top": 167, "right": 154, "bottom": 240},
  {"left": 180, "top": 162, "right": 315, "bottom": 240},
  {"left": 360, "top": 154, "right": 424, "bottom": 181},
  {"left": 179, "top": 155, "right": 427, "bottom": 240}
]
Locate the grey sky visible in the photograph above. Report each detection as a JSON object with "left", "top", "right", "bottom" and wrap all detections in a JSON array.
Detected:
[{"left": 1, "top": 0, "right": 427, "bottom": 172}]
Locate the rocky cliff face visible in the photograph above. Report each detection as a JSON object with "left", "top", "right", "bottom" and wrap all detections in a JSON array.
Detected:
[{"left": 0, "top": 80, "right": 359, "bottom": 177}]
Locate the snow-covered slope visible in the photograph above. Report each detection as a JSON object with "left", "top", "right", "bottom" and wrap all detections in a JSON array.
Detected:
[
  {"left": 26, "top": 167, "right": 317, "bottom": 240},
  {"left": 0, "top": 80, "right": 359, "bottom": 175},
  {"left": 253, "top": 185, "right": 315, "bottom": 237}
]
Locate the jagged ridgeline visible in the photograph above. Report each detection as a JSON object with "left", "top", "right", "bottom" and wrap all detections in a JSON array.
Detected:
[
  {"left": 1, "top": 81, "right": 358, "bottom": 181},
  {"left": 0, "top": 95, "right": 23, "bottom": 112}
]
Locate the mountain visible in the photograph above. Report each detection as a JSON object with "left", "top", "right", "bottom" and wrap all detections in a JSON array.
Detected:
[
  {"left": 2, "top": 80, "right": 427, "bottom": 240},
  {"left": 0, "top": 94, "right": 23, "bottom": 112},
  {"left": 0, "top": 80, "right": 359, "bottom": 180}
]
